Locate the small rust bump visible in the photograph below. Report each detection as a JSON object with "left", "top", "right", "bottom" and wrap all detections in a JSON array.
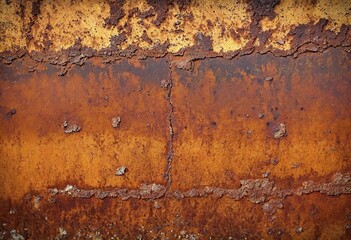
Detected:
[
  {"left": 267, "top": 228, "right": 283, "bottom": 237},
  {"left": 112, "top": 116, "right": 121, "bottom": 128},
  {"left": 160, "top": 79, "right": 170, "bottom": 89},
  {"left": 262, "top": 200, "right": 283, "bottom": 214},
  {"left": 295, "top": 226, "right": 303, "bottom": 234},
  {"left": 10, "top": 230, "right": 25, "bottom": 240},
  {"left": 48, "top": 188, "right": 58, "bottom": 196},
  {"left": 71, "top": 53, "right": 87, "bottom": 66},
  {"left": 6, "top": 108, "right": 16, "bottom": 119},
  {"left": 258, "top": 113, "right": 264, "bottom": 119},
  {"left": 292, "top": 163, "right": 301, "bottom": 169},
  {"left": 276, "top": 40, "right": 285, "bottom": 45},
  {"left": 262, "top": 172, "right": 270, "bottom": 178},
  {"left": 174, "top": 59, "right": 193, "bottom": 71},
  {"left": 115, "top": 166, "right": 127, "bottom": 176},
  {"left": 273, "top": 123, "right": 287, "bottom": 139},
  {"left": 153, "top": 201, "right": 161, "bottom": 209},
  {"left": 265, "top": 76, "right": 273, "bottom": 82},
  {"left": 271, "top": 159, "right": 279, "bottom": 166},
  {"left": 64, "top": 185, "right": 74, "bottom": 192},
  {"left": 56, "top": 228, "right": 68, "bottom": 240},
  {"left": 62, "top": 120, "right": 68, "bottom": 128},
  {"left": 28, "top": 65, "right": 36, "bottom": 72},
  {"left": 58, "top": 67, "right": 67, "bottom": 76},
  {"left": 64, "top": 124, "right": 81, "bottom": 134}
]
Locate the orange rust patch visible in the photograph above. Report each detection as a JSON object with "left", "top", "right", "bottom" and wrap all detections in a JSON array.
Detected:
[
  {"left": 0, "top": 58, "right": 170, "bottom": 200},
  {"left": 171, "top": 48, "right": 351, "bottom": 190}
]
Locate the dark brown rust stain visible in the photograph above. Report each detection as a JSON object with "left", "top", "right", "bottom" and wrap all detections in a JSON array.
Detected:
[
  {"left": 243, "top": 0, "right": 280, "bottom": 56},
  {"left": 146, "top": 0, "right": 191, "bottom": 26},
  {"left": 248, "top": 0, "right": 280, "bottom": 21},
  {"left": 0, "top": 193, "right": 350, "bottom": 239},
  {"left": 130, "top": 7, "right": 155, "bottom": 19},
  {"left": 0, "top": 106, "right": 16, "bottom": 120},
  {"left": 289, "top": 19, "right": 350, "bottom": 58},
  {"left": 31, "top": 0, "right": 42, "bottom": 17},
  {"left": 104, "top": 0, "right": 126, "bottom": 27},
  {"left": 23, "top": 0, "right": 43, "bottom": 47},
  {"left": 146, "top": 0, "right": 172, "bottom": 26},
  {"left": 141, "top": 31, "right": 153, "bottom": 45},
  {"left": 194, "top": 32, "right": 213, "bottom": 51},
  {"left": 176, "top": 0, "right": 191, "bottom": 11}
]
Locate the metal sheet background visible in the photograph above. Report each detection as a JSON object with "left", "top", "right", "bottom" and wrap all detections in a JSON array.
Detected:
[{"left": 0, "top": 0, "right": 351, "bottom": 239}]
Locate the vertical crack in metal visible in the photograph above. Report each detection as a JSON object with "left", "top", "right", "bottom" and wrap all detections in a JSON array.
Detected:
[{"left": 164, "top": 57, "right": 174, "bottom": 193}]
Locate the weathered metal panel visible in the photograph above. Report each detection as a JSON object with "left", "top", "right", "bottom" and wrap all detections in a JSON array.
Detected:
[
  {"left": 0, "top": 0, "right": 351, "bottom": 239},
  {"left": 171, "top": 49, "right": 351, "bottom": 189},
  {"left": 0, "top": 58, "right": 170, "bottom": 197}
]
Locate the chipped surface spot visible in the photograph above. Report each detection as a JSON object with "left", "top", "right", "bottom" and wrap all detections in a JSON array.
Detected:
[{"left": 115, "top": 166, "right": 127, "bottom": 176}]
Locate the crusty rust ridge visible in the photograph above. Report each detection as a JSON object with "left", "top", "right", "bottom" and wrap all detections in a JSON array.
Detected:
[
  {"left": 50, "top": 172, "right": 350, "bottom": 201},
  {"left": 1, "top": 0, "right": 351, "bottom": 239}
]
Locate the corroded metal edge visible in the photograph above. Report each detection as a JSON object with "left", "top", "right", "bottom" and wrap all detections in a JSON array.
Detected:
[{"left": 1, "top": 0, "right": 351, "bottom": 71}]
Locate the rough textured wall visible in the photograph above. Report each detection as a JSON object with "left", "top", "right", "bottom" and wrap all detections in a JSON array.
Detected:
[{"left": 0, "top": 0, "right": 351, "bottom": 239}]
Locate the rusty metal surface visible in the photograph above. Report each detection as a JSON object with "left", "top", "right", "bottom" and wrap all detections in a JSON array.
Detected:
[{"left": 1, "top": 0, "right": 351, "bottom": 239}]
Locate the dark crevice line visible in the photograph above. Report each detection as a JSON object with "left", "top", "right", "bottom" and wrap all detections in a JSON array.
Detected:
[{"left": 163, "top": 56, "right": 174, "bottom": 194}]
